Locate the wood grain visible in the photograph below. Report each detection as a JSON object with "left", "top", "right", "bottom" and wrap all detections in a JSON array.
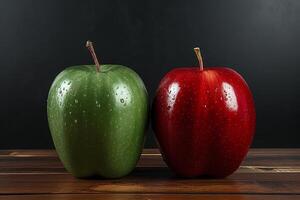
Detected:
[
  {"left": 0, "top": 194, "right": 299, "bottom": 200},
  {"left": 0, "top": 149, "right": 299, "bottom": 200}
]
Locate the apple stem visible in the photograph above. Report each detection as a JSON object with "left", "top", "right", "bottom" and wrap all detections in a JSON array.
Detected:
[
  {"left": 194, "top": 47, "right": 204, "bottom": 71},
  {"left": 86, "top": 40, "right": 101, "bottom": 72}
]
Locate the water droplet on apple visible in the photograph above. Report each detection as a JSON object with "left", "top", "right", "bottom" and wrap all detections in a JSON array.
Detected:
[
  {"left": 120, "top": 99, "right": 124, "bottom": 103},
  {"left": 204, "top": 104, "right": 207, "bottom": 108},
  {"left": 75, "top": 99, "right": 78, "bottom": 103},
  {"left": 74, "top": 119, "right": 77, "bottom": 123},
  {"left": 69, "top": 111, "right": 72, "bottom": 115},
  {"left": 67, "top": 82, "right": 71, "bottom": 85},
  {"left": 167, "top": 106, "right": 171, "bottom": 110}
]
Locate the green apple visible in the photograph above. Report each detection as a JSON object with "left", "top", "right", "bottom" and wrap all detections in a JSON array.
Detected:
[{"left": 47, "top": 41, "right": 148, "bottom": 178}]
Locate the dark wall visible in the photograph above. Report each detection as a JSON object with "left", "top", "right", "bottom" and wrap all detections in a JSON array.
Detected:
[{"left": 0, "top": 0, "right": 299, "bottom": 149}]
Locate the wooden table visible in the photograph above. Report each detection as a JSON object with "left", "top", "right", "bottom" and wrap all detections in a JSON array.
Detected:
[{"left": 0, "top": 149, "right": 299, "bottom": 199}]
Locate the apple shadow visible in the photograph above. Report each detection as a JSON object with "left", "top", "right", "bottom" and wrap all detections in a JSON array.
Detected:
[{"left": 73, "top": 166, "right": 237, "bottom": 182}]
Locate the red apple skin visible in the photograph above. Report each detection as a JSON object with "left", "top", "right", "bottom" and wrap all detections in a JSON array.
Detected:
[{"left": 152, "top": 67, "right": 255, "bottom": 178}]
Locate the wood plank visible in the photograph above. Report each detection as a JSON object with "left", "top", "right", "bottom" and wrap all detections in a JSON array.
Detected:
[
  {"left": 1, "top": 148, "right": 300, "bottom": 157},
  {"left": 0, "top": 194, "right": 299, "bottom": 200},
  {"left": 0, "top": 149, "right": 300, "bottom": 173},
  {"left": 0, "top": 149, "right": 299, "bottom": 195},
  {"left": 0, "top": 173, "right": 300, "bottom": 194}
]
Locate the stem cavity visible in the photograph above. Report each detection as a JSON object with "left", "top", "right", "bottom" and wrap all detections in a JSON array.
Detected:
[
  {"left": 86, "top": 40, "right": 101, "bottom": 72},
  {"left": 194, "top": 47, "right": 204, "bottom": 71}
]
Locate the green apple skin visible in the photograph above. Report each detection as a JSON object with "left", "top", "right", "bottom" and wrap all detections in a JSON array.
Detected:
[{"left": 47, "top": 65, "right": 148, "bottom": 178}]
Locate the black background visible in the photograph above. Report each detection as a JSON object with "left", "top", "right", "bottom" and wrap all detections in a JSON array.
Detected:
[{"left": 0, "top": 0, "right": 299, "bottom": 149}]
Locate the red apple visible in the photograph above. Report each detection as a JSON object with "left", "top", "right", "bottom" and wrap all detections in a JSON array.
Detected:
[{"left": 152, "top": 48, "right": 255, "bottom": 178}]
